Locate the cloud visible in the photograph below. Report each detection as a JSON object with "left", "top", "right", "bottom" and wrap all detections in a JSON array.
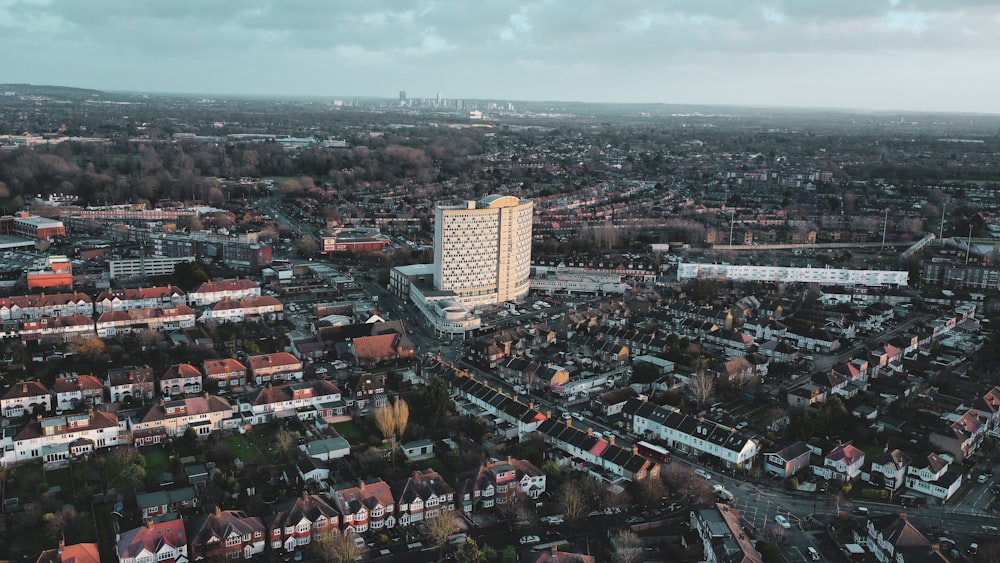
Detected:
[{"left": 0, "top": 0, "right": 996, "bottom": 112}]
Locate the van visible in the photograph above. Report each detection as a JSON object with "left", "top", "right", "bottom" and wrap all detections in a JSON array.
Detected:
[{"left": 806, "top": 546, "right": 820, "bottom": 560}]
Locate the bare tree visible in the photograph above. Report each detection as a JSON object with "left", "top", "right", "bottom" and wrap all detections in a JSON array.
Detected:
[
  {"left": 559, "top": 481, "right": 586, "bottom": 524},
  {"left": 275, "top": 429, "right": 300, "bottom": 461},
  {"left": 687, "top": 369, "right": 716, "bottom": 409},
  {"left": 313, "top": 531, "right": 360, "bottom": 563},
  {"left": 425, "top": 511, "right": 461, "bottom": 560},
  {"left": 373, "top": 398, "right": 409, "bottom": 467},
  {"left": 612, "top": 529, "right": 643, "bottom": 563},
  {"left": 761, "top": 525, "right": 788, "bottom": 546},
  {"left": 663, "top": 464, "right": 713, "bottom": 504}
]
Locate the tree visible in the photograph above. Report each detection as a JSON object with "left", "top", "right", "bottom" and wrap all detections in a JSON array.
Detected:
[
  {"left": 612, "top": 529, "right": 643, "bottom": 563},
  {"left": 70, "top": 335, "right": 107, "bottom": 363},
  {"left": 559, "top": 481, "right": 586, "bottom": 524},
  {"left": 120, "top": 464, "right": 146, "bottom": 490},
  {"left": 312, "top": 531, "right": 360, "bottom": 563},
  {"left": 373, "top": 398, "right": 409, "bottom": 467},
  {"left": 275, "top": 429, "right": 300, "bottom": 461},
  {"left": 425, "top": 511, "right": 460, "bottom": 561},
  {"left": 687, "top": 369, "right": 716, "bottom": 409},
  {"left": 424, "top": 376, "right": 452, "bottom": 423},
  {"left": 456, "top": 538, "right": 487, "bottom": 563}
]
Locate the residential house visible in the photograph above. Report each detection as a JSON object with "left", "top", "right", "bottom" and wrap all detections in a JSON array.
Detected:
[
  {"left": 392, "top": 468, "right": 456, "bottom": 527},
  {"left": 331, "top": 479, "right": 396, "bottom": 534},
  {"left": 106, "top": 365, "right": 154, "bottom": 403},
  {"left": 203, "top": 358, "right": 248, "bottom": 389},
  {"left": 690, "top": 505, "right": 762, "bottom": 563},
  {"left": 266, "top": 493, "right": 340, "bottom": 556},
  {"left": 136, "top": 486, "right": 199, "bottom": 518},
  {"left": 0, "top": 292, "right": 93, "bottom": 320},
  {"left": 455, "top": 457, "right": 547, "bottom": 514},
  {"left": 3, "top": 408, "right": 124, "bottom": 465},
  {"left": 189, "top": 507, "right": 266, "bottom": 562},
  {"left": 243, "top": 380, "right": 345, "bottom": 424},
  {"left": 96, "top": 305, "right": 196, "bottom": 338},
  {"left": 353, "top": 373, "right": 387, "bottom": 410},
  {"left": 905, "top": 453, "right": 962, "bottom": 503},
  {"left": 815, "top": 444, "right": 865, "bottom": 482},
  {"left": 35, "top": 540, "right": 100, "bottom": 563},
  {"left": 95, "top": 286, "right": 187, "bottom": 313},
  {"left": 622, "top": 398, "right": 760, "bottom": 470},
  {"left": 129, "top": 394, "right": 235, "bottom": 446},
  {"left": 160, "top": 363, "right": 203, "bottom": 397},
  {"left": 764, "top": 441, "right": 812, "bottom": 478},
  {"left": 854, "top": 513, "right": 948, "bottom": 563},
  {"left": 870, "top": 449, "right": 912, "bottom": 492},
  {"left": 930, "top": 409, "right": 988, "bottom": 461},
  {"left": 592, "top": 387, "right": 639, "bottom": 417},
  {"left": 188, "top": 279, "right": 261, "bottom": 307},
  {"left": 1, "top": 380, "right": 52, "bottom": 417},
  {"left": 246, "top": 352, "right": 304, "bottom": 385},
  {"left": 53, "top": 374, "right": 104, "bottom": 412},
  {"left": 116, "top": 517, "right": 189, "bottom": 563},
  {"left": 197, "top": 295, "right": 284, "bottom": 324},
  {"left": 19, "top": 315, "right": 96, "bottom": 342},
  {"left": 450, "top": 376, "right": 548, "bottom": 440}
]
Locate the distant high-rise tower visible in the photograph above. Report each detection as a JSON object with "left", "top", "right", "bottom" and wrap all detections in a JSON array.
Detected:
[
  {"left": 399, "top": 91, "right": 406, "bottom": 104},
  {"left": 433, "top": 195, "right": 533, "bottom": 307},
  {"left": 436, "top": 91, "right": 442, "bottom": 104}
]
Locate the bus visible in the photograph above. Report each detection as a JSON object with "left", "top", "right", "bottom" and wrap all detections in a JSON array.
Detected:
[{"left": 636, "top": 440, "right": 671, "bottom": 463}]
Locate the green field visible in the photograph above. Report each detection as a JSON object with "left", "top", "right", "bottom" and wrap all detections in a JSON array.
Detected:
[{"left": 333, "top": 421, "right": 368, "bottom": 444}]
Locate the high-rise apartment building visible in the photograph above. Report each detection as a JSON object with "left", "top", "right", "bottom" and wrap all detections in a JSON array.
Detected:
[{"left": 433, "top": 195, "right": 533, "bottom": 307}]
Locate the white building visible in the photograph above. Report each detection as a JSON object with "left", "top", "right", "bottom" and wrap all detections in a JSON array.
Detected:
[
  {"left": 433, "top": 195, "right": 533, "bottom": 307},
  {"left": 677, "top": 263, "right": 909, "bottom": 287}
]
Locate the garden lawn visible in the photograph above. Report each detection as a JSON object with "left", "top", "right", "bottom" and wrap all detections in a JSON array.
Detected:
[
  {"left": 143, "top": 450, "right": 170, "bottom": 477},
  {"left": 333, "top": 421, "right": 368, "bottom": 444},
  {"left": 416, "top": 457, "right": 455, "bottom": 485},
  {"left": 223, "top": 434, "right": 264, "bottom": 464}
]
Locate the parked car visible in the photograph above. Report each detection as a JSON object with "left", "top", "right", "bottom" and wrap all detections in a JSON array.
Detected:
[
  {"left": 774, "top": 515, "right": 791, "bottom": 529},
  {"left": 625, "top": 516, "right": 644, "bottom": 525},
  {"left": 519, "top": 535, "right": 540, "bottom": 545},
  {"left": 694, "top": 469, "right": 712, "bottom": 480},
  {"left": 806, "top": 546, "right": 820, "bottom": 560}
]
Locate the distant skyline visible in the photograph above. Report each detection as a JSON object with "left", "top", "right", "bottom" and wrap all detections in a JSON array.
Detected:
[{"left": 1, "top": 0, "right": 998, "bottom": 114}]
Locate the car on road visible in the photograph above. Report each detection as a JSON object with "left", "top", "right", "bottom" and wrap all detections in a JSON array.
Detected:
[
  {"left": 694, "top": 469, "right": 712, "bottom": 480},
  {"left": 625, "top": 516, "right": 644, "bottom": 525},
  {"left": 978, "top": 473, "right": 990, "bottom": 484},
  {"left": 735, "top": 421, "right": 749, "bottom": 430},
  {"left": 806, "top": 546, "right": 820, "bottom": 560},
  {"left": 519, "top": 535, "right": 540, "bottom": 545},
  {"left": 571, "top": 412, "right": 585, "bottom": 421},
  {"left": 774, "top": 515, "right": 791, "bottom": 529}
]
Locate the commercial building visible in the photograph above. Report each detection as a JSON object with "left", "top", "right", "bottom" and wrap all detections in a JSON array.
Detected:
[
  {"left": 321, "top": 227, "right": 391, "bottom": 253},
  {"left": 0, "top": 212, "right": 66, "bottom": 239},
  {"left": 26, "top": 255, "right": 73, "bottom": 289},
  {"left": 108, "top": 256, "right": 194, "bottom": 281}
]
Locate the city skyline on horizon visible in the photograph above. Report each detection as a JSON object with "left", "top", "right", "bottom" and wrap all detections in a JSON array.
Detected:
[{"left": 2, "top": 1, "right": 999, "bottom": 115}]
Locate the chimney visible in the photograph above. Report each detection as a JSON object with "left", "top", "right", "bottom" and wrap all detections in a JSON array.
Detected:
[
  {"left": 609, "top": 436, "right": 615, "bottom": 446},
  {"left": 146, "top": 518, "right": 155, "bottom": 529},
  {"left": 215, "top": 505, "right": 222, "bottom": 516},
  {"left": 633, "top": 446, "right": 639, "bottom": 455},
  {"left": 58, "top": 537, "right": 65, "bottom": 554},
  {"left": 22, "top": 383, "right": 27, "bottom": 393},
  {"left": 303, "top": 491, "right": 309, "bottom": 500},
  {"left": 566, "top": 418, "right": 572, "bottom": 428},
  {"left": 587, "top": 428, "right": 593, "bottom": 436}
]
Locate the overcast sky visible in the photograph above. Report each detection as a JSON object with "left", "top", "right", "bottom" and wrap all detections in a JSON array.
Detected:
[{"left": 2, "top": 0, "right": 998, "bottom": 113}]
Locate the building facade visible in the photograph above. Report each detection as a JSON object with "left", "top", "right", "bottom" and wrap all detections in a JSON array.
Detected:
[{"left": 433, "top": 195, "right": 533, "bottom": 307}]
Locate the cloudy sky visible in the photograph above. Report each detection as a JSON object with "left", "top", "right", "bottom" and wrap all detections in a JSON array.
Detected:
[{"left": 2, "top": 0, "right": 998, "bottom": 113}]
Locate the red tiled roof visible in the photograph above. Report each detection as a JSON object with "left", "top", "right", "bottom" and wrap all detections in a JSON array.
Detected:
[
  {"left": 203, "top": 358, "right": 246, "bottom": 376},
  {"left": 162, "top": 363, "right": 202, "bottom": 380},
  {"left": 193, "top": 279, "right": 259, "bottom": 294},
  {"left": 96, "top": 286, "right": 186, "bottom": 302},
  {"left": 246, "top": 352, "right": 301, "bottom": 371},
  {"left": 54, "top": 375, "right": 103, "bottom": 394},
  {"left": 211, "top": 296, "right": 283, "bottom": 311},
  {"left": 352, "top": 333, "right": 399, "bottom": 360},
  {"left": 117, "top": 517, "right": 186, "bottom": 560},
  {"left": 0, "top": 292, "right": 92, "bottom": 309},
  {"left": 2, "top": 380, "right": 50, "bottom": 400}
]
